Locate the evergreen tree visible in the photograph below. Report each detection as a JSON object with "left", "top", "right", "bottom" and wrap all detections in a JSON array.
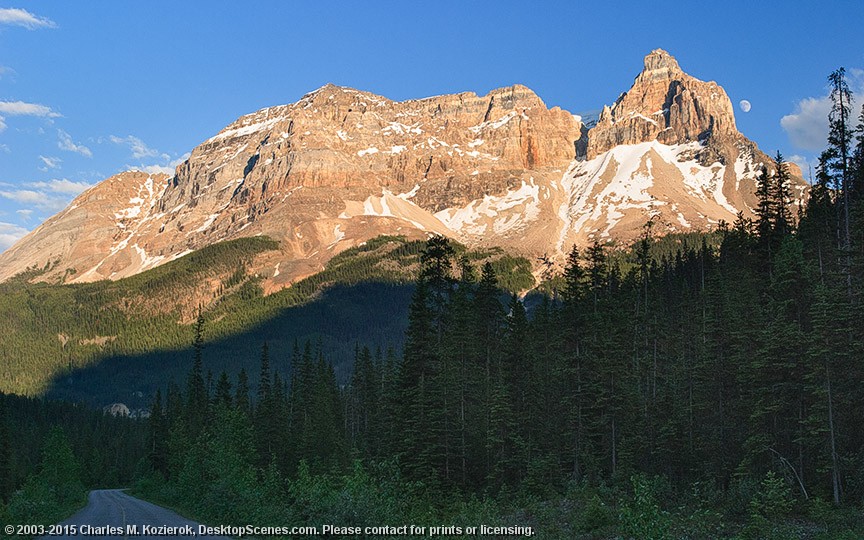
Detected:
[
  {"left": 34, "top": 428, "right": 83, "bottom": 507},
  {"left": 825, "top": 68, "right": 854, "bottom": 249},
  {"left": 185, "top": 309, "right": 209, "bottom": 439},
  {"left": 473, "top": 262, "right": 504, "bottom": 487},
  {"left": 772, "top": 152, "right": 794, "bottom": 238},
  {"left": 396, "top": 236, "right": 458, "bottom": 485},
  {"left": 0, "top": 397, "right": 11, "bottom": 502},
  {"left": 756, "top": 166, "right": 774, "bottom": 242},
  {"left": 348, "top": 345, "right": 378, "bottom": 458},
  {"left": 258, "top": 342, "right": 272, "bottom": 404},
  {"left": 165, "top": 382, "right": 188, "bottom": 480},
  {"left": 214, "top": 371, "right": 233, "bottom": 408},
  {"left": 235, "top": 368, "right": 250, "bottom": 415},
  {"left": 148, "top": 389, "right": 169, "bottom": 477},
  {"left": 255, "top": 343, "right": 279, "bottom": 467}
]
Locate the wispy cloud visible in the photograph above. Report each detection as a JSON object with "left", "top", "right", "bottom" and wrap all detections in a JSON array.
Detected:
[
  {"left": 0, "top": 221, "right": 29, "bottom": 251},
  {"left": 0, "top": 189, "right": 47, "bottom": 205},
  {"left": 0, "top": 101, "right": 59, "bottom": 117},
  {"left": 781, "top": 97, "right": 835, "bottom": 151},
  {"left": 0, "top": 175, "right": 93, "bottom": 223},
  {"left": 26, "top": 178, "right": 93, "bottom": 195},
  {"left": 134, "top": 152, "right": 190, "bottom": 176},
  {"left": 0, "top": 8, "right": 56, "bottom": 29},
  {"left": 781, "top": 69, "right": 864, "bottom": 152},
  {"left": 788, "top": 154, "right": 819, "bottom": 181},
  {"left": 109, "top": 134, "right": 164, "bottom": 159},
  {"left": 38, "top": 155, "right": 62, "bottom": 170},
  {"left": 57, "top": 129, "right": 93, "bottom": 157},
  {"left": 0, "top": 100, "right": 60, "bottom": 133},
  {"left": 0, "top": 188, "right": 75, "bottom": 212}
]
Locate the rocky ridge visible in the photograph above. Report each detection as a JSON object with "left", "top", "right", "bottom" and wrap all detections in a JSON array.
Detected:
[{"left": 0, "top": 50, "right": 807, "bottom": 292}]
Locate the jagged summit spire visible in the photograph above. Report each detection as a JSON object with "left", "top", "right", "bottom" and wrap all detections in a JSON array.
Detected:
[
  {"left": 586, "top": 48, "right": 739, "bottom": 158},
  {"left": 637, "top": 49, "right": 682, "bottom": 82},
  {"left": 644, "top": 49, "right": 680, "bottom": 70}
]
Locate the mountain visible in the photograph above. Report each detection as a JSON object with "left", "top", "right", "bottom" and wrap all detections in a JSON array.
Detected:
[
  {"left": 0, "top": 233, "right": 535, "bottom": 400},
  {"left": 0, "top": 49, "right": 807, "bottom": 290}
]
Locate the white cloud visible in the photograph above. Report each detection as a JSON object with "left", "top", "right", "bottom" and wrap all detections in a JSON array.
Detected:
[
  {"left": 0, "top": 100, "right": 59, "bottom": 117},
  {"left": 788, "top": 154, "right": 819, "bottom": 181},
  {"left": 170, "top": 153, "right": 190, "bottom": 167},
  {"left": 781, "top": 96, "right": 834, "bottom": 151},
  {"left": 0, "top": 8, "right": 56, "bottom": 29},
  {"left": 0, "top": 189, "right": 45, "bottom": 206},
  {"left": 0, "top": 189, "right": 45, "bottom": 204},
  {"left": 139, "top": 164, "right": 175, "bottom": 175},
  {"left": 0, "top": 189, "right": 70, "bottom": 212},
  {"left": 0, "top": 176, "right": 92, "bottom": 222},
  {"left": 26, "top": 178, "right": 93, "bottom": 195},
  {"left": 57, "top": 129, "right": 92, "bottom": 157},
  {"left": 132, "top": 152, "right": 190, "bottom": 176},
  {"left": 0, "top": 100, "right": 59, "bottom": 133},
  {"left": 782, "top": 71, "right": 864, "bottom": 152},
  {"left": 38, "top": 155, "right": 61, "bottom": 170},
  {"left": 0, "top": 221, "right": 29, "bottom": 251},
  {"left": 0, "top": 143, "right": 9, "bottom": 153},
  {"left": 109, "top": 134, "right": 161, "bottom": 159}
]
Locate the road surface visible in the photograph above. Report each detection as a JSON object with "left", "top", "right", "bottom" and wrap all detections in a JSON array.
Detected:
[{"left": 38, "top": 489, "right": 229, "bottom": 539}]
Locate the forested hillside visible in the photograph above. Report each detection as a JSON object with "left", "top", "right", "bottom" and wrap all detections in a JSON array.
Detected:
[
  {"left": 2, "top": 68, "right": 864, "bottom": 539},
  {"left": 0, "top": 392, "right": 147, "bottom": 534},
  {"left": 0, "top": 235, "right": 533, "bottom": 405},
  {"left": 134, "top": 69, "right": 864, "bottom": 538}
]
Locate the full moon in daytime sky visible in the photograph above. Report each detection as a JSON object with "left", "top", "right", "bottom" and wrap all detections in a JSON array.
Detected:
[{"left": 739, "top": 99, "right": 752, "bottom": 113}]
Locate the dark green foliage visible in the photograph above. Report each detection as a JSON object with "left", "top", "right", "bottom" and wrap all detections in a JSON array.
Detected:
[
  {"left": 12, "top": 67, "right": 864, "bottom": 538},
  {"left": 0, "top": 393, "right": 146, "bottom": 530},
  {"left": 0, "top": 236, "right": 279, "bottom": 397},
  {"left": 6, "top": 428, "right": 85, "bottom": 527},
  {"left": 133, "top": 171, "right": 864, "bottom": 538},
  {"left": 0, "top": 399, "right": 11, "bottom": 503},
  {"left": 0, "top": 235, "right": 534, "bottom": 410}
]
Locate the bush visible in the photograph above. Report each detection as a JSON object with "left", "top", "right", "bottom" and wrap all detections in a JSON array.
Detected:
[
  {"left": 618, "top": 474, "right": 673, "bottom": 540},
  {"left": 6, "top": 428, "right": 86, "bottom": 528},
  {"left": 740, "top": 471, "right": 796, "bottom": 540}
]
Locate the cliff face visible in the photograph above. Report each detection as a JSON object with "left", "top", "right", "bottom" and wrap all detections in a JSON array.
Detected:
[
  {"left": 586, "top": 49, "right": 738, "bottom": 157},
  {"left": 0, "top": 50, "right": 807, "bottom": 292}
]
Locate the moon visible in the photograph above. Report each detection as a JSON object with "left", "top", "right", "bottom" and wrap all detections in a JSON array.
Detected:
[{"left": 739, "top": 99, "right": 752, "bottom": 113}]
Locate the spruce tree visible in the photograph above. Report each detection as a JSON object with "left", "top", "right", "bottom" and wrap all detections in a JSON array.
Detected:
[
  {"left": 148, "top": 389, "right": 169, "bottom": 477},
  {"left": 255, "top": 343, "right": 277, "bottom": 467},
  {"left": 826, "top": 68, "right": 854, "bottom": 249},
  {"left": 0, "top": 396, "right": 11, "bottom": 502},
  {"left": 214, "top": 371, "right": 233, "bottom": 408},
  {"left": 235, "top": 368, "right": 250, "bottom": 415},
  {"left": 185, "top": 309, "right": 209, "bottom": 439},
  {"left": 772, "top": 152, "right": 794, "bottom": 238}
]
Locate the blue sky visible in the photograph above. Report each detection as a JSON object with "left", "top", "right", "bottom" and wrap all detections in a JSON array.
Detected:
[{"left": 1, "top": 1, "right": 863, "bottom": 250}]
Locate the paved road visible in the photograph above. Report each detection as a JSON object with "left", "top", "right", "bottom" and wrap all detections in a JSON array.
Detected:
[{"left": 38, "top": 489, "right": 229, "bottom": 539}]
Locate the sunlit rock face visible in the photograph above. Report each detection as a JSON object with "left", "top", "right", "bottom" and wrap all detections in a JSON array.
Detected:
[{"left": 0, "top": 50, "right": 806, "bottom": 291}]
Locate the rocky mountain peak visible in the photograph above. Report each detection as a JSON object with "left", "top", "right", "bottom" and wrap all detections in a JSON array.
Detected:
[
  {"left": 0, "top": 50, "right": 807, "bottom": 293},
  {"left": 586, "top": 49, "right": 738, "bottom": 159},
  {"left": 637, "top": 48, "right": 682, "bottom": 82}
]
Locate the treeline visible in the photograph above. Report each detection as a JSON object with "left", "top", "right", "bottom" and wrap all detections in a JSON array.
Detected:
[
  {"left": 2, "top": 231, "right": 534, "bottom": 405},
  {"left": 0, "top": 392, "right": 147, "bottom": 531},
  {"left": 138, "top": 69, "right": 864, "bottom": 538}
]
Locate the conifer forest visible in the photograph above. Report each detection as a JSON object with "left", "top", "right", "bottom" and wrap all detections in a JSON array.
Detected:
[{"left": 3, "top": 70, "right": 864, "bottom": 539}]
